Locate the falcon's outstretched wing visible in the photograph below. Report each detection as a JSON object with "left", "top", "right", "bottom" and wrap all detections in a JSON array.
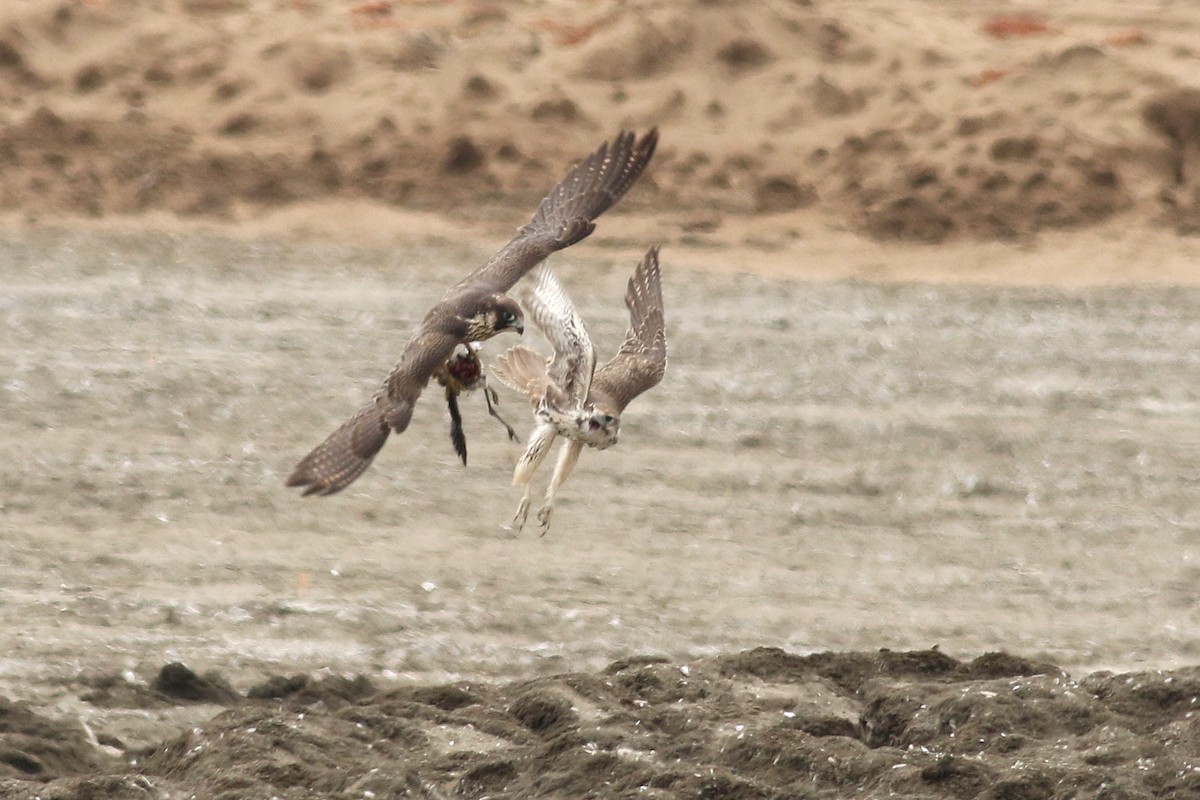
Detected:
[
  {"left": 519, "top": 262, "right": 596, "bottom": 407},
  {"left": 287, "top": 328, "right": 460, "bottom": 496},
  {"left": 448, "top": 129, "right": 658, "bottom": 298},
  {"left": 588, "top": 246, "right": 667, "bottom": 415}
]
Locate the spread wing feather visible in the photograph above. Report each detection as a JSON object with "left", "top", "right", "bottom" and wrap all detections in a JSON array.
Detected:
[
  {"left": 449, "top": 129, "right": 658, "bottom": 297},
  {"left": 589, "top": 246, "right": 667, "bottom": 415},
  {"left": 492, "top": 344, "right": 571, "bottom": 410}
]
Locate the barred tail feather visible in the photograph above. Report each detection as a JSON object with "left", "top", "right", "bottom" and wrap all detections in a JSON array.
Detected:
[{"left": 492, "top": 345, "right": 550, "bottom": 402}]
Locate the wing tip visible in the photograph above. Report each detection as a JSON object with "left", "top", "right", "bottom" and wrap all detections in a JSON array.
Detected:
[
  {"left": 635, "top": 127, "right": 659, "bottom": 160},
  {"left": 631, "top": 243, "right": 664, "bottom": 297},
  {"left": 285, "top": 410, "right": 388, "bottom": 498},
  {"left": 286, "top": 474, "right": 336, "bottom": 497},
  {"left": 286, "top": 463, "right": 343, "bottom": 497}
]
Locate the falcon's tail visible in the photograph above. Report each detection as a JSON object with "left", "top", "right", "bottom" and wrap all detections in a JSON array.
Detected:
[
  {"left": 286, "top": 399, "right": 398, "bottom": 496},
  {"left": 492, "top": 345, "right": 550, "bottom": 404}
]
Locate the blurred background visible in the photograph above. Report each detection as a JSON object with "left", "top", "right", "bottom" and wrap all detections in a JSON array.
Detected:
[{"left": 0, "top": 0, "right": 1197, "bottom": 257}]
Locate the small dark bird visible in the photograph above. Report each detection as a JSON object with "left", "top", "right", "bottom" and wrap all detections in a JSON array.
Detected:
[
  {"left": 433, "top": 341, "right": 517, "bottom": 466},
  {"left": 287, "top": 128, "right": 658, "bottom": 496}
]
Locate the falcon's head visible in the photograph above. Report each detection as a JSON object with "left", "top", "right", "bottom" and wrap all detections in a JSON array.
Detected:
[
  {"left": 576, "top": 406, "right": 620, "bottom": 450},
  {"left": 465, "top": 294, "right": 525, "bottom": 341},
  {"left": 534, "top": 398, "right": 620, "bottom": 449}
]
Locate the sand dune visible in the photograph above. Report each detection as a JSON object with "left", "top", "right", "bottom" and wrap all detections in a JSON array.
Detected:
[{"left": 0, "top": 0, "right": 1197, "bottom": 252}]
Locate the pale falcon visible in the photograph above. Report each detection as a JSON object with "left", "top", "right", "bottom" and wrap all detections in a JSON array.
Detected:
[{"left": 492, "top": 245, "right": 667, "bottom": 533}]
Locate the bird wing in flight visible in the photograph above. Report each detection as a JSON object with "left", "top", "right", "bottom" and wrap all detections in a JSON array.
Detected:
[
  {"left": 518, "top": 261, "right": 596, "bottom": 408},
  {"left": 448, "top": 128, "right": 658, "bottom": 298},
  {"left": 588, "top": 246, "right": 667, "bottom": 415},
  {"left": 286, "top": 327, "right": 459, "bottom": 496}
]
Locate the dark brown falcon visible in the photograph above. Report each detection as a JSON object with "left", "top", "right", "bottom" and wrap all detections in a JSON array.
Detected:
[{"left": 286, "top": 128, "right": 659, "bottom": 496}]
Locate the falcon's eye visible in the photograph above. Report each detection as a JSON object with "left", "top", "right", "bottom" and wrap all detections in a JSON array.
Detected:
[{"left": 501, "top": 310, "right": 516, "bottom": 324}]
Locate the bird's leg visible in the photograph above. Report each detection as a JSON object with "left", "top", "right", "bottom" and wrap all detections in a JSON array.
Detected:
[
  {"left": 511, "top": 487, "right": 533, "bottom": 535},
  {"left": 508, "top": 423, "right": 557, "bottom": 534},
  {"left": 482, "top": 378, "right": 518, "bottom": 442},
  {"left": 537, "top": 439, "right": 583, "bottom": 536},
  {"left": 446, "top": 387, "right": 468, "bottom": 466}
]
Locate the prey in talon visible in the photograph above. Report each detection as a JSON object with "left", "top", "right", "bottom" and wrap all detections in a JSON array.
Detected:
[{"left": 434, "top": 343, "right": 518, "bottom": 465}]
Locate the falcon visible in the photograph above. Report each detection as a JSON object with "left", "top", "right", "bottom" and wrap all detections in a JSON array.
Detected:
[
  {"left": 492, "top": 245, "right": 667, "bottom": 534},
  {"left": 287, "top": 128, "right": 659, "bottom": 496}
]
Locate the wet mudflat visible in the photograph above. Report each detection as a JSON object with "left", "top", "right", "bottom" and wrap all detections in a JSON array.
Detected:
[{"left": 2, "top": 227, "right": 1199, "bottom": 798}]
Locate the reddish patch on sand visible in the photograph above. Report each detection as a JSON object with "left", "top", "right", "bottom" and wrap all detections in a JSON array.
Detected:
[{"left": 983, "top": 15, "right": 1052, "bottom": 39}]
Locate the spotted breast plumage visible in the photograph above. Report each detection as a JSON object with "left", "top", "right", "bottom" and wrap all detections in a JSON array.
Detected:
[{"left": 286, "top": 129, "right": 658, "bottom": 497}]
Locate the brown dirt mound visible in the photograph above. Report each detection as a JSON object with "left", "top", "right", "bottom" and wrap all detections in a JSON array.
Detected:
[
  {"left": 5, "top": 648, "right": 1200, "bottom": 799},
  {"left": 0, "top": 696, "right": 117, "bottom": 783},
  {"left": 833, "top": 124, "right": 1130, "bottom": 243},
  {"left": 0, "top": 1, "right": 1194, "bottom": 240}
]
